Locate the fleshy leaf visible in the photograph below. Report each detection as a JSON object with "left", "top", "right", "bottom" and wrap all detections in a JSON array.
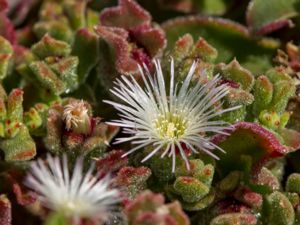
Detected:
[
  {"left": 29, "top": 61, "right": 66, "bottom": 95},
  {"left": 0, "top": 0, "right": 7, "bottom": 11},
  {"left": 96, "top": 150, "right": 129, "bottom": 175},
  {"left": 211, "top": 122, "right": 287, "bottom": 174},
  {"left": 265, "top": 191, "right": 295, "bottom": 225},
  {"left": 278, "top": 128, "right": 300, "bottom": 151},
  {"left": 210, "top": 213, "right": 257, "bottom": 225},
  {"left": 130, "top": 23, "right": 166, "bottom": 57},
  {"left": 0, "top": 36, "right": 13, "bottom": 80},
  {"left": 246, "top": 0, "right": 299, "bottom": 35},
  {"left": 217, "top": 59, "right": 255, "bottom": 91},
  {"left": 71, "top": 29, "right": 99, "bottom": 84},
  {"left": 252, "top": 75, "right": 273, "bottom": 116},
  {"left": 116, "top": 166, "right": 151, "bottom": 199},
  {"left": 0, "top": 87, "right": 36, "bottom": 161},
  {"left": 286, "top": 173, "right": 300, "bottom": 194},
  {"left": 31, "top": 34, "right": 71, "bottom": 59},
  {"left": 125, "top": 190, "right": 189, "bottom": 225},
  {"left": 95, "top": 25, "right": 139, "bottom": 75},
  {"left": 100, "top": 0, "right": 151, "bottom": 29},
  {"left": 44, "top": 99, "right": 117, "bottom": 156},
  {"left": 162, "top": 16, "right": 276, "bottom": 74},
  {"left": 0, "top": 195, "right": 11, "bottom": 225},
  {"left": 13, "top": 182, "right": 37, "bottom": 206},
  {"left": 0, "top": 125, "right": 36, "bottom": 161},
  {"left": 0, "top": 14, "right": 16, "bottom": 44}
]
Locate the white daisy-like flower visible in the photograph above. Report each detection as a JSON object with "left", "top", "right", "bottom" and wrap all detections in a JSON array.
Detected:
[
  {"left": 63, "top": 100, "right": 91, "bottom": 134},
  {"left": 104, "top": 59, "right": 240, "bottom": 172},
  {"left": 25, "top": 154, "right": 120, "bottom": 221}
]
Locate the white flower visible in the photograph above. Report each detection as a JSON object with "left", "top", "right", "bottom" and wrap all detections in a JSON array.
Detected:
[
  {"left": 63, "top": 100, "right": 91, "bottom": 134},
  {"left": 104, "top": 59, "right": 240, "bottom": 172},
  {"left": 25, "top": 154, "right": 120, "bottom": 220}
]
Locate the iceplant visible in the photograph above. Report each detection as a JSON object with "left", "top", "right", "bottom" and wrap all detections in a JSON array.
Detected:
[
  {"left": 105, "top": 59, "right": 240, "bottom": 172},
  {"left": 63, "top": 100, "right": 91, "bottom": 135},
  {"left": 25, "top": 154, "right": 120, "bottom": 221}
]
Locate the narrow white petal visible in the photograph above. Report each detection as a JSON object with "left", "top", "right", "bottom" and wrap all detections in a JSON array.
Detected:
[{"left": 104, "top": 60, "right": 240, "bottom": 172}]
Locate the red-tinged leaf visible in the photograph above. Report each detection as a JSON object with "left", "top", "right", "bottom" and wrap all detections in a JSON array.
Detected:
[
  {"left": 117, "top": 166, "right": 151, "bottom": 199},
  {"left": 234, "top": 187, "right": 263, "bottom": 209},
  {"left": 1, "top": 125, "right": 36, "bottom": 161},
  {"left": 211, "top": 213, "right": 257, "bottom": 225},
  {"left": 213, "top": 199, "right": 253, "bottom": 215},
  {"left": 246, "top": 0, "right": 298, "bottom": 35},
  {"left": 13, "top": 183, "right": 37, "bottom": 206},
  {"left": 211, "top": 122, "right": 287, "bottom": 174},
  {"left": 130, "top": 23, "right": 166, "bottom": 57},
  {"left": 125, "top": 190, "right": 164, "bottom": 215},
  {"left": 100, "top": 0, "right": 151, "bottom": 29},
  {"left": 255, "top": 20, "right": 292, "bottom": 35},
  {"left": 117, "top": 166, "right": 151, "bottom": 186},
  {"left": 0, "top": 195, "right": 11, "bottom": 225},
  {"left": 96, "top": 150, "right": 128, "bottom": 175},
  {"left": 281, "top": 42, "right": 300, "bottom": 74},
  {"left": 9, "top": 0, "right": 34, "bottom": 25},
  {"left": 162, "top": 16, "right": 276, "bottom": 74},
  {"left": 95, "top": 25, "right": 139, "bottom": 74},
  {"left": 133, "top": 212, "right": 178, "bottom": 225},
  {"left": 131, "top": 48, "right": 153, "bottom": 72},
  {"left": 0, "top": 13, "right": 16, "bottom": 44},
  {"left": 125, "top": 191, "right": 189, "bottom": 225},
  {"left": 278, "top": 128, "right": 300, "bottom": 151},
  {"left": 168, "top": 201, "right": 190, "bottom": 225},
  {"left": 0, "top": 0, "right": 7, "bottom": 12},
  {"left": 12, "top": 45, "right": 29, "bottom": 66}
]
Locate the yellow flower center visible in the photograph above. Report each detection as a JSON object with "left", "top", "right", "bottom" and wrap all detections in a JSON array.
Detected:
[{"left": 154, "top": 113, "right": 187, "bottom": 140}]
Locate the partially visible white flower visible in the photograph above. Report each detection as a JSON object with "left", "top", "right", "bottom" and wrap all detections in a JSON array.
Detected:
[
  {"left": 63, "top": 100, "right": 91, "bottom": 134},
  {"left": 25, "top": 154, "right": 120, "bottom": 221},
  {"left": 104, "top": 59, "right": 240, "bottom": 172}
]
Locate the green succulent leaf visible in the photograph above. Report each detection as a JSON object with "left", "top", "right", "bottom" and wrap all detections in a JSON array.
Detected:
[{"left": 162, "top": 16, "right": 276, "bottom": 74}]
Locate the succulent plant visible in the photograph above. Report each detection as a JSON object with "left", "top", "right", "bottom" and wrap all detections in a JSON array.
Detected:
[
  {"left": 2, "top": 0, "right": 300, "bottom": 224},
  {"left": 0, "top": 86, "right": 36, "bottom": 161},
  {"left": 125, "top": 190, "right": 189, "bottom": 225},
  {"left": 44, "top": 98, "right": 118, "bottom": 157}
]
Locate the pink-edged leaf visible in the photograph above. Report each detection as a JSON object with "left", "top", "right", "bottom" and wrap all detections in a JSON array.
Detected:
[
  {"left": 133, "top": 212, "right": 178, "bottom": 225},
  {"left": 0, "top": 0, "right": 7, "bottom": 11},
  {"left": 116, "top": 166, "right": 151, "bottom": 199},
  {"left": 210, "top": 213, "right": 257, "bottom": 225},
  {"left": 278, "top": 128, "right": 300, "bottom": 151},
  {"left": 211, "top": 122, "right": 287, "bottom": 174},
  {"left": 96, "top": 149, "right": 128, "bottom": 175},
  {"left": 234, "top": 186, "right": 263, "bottom": 209},
  {"left": 95, "top": 25, "right": 139, "bottom": 74},
  {"left": 13, "top": 182, "right": 37, "bottom": 205},
  {"left": 12, "top": 45, "right": 29, "bottom": 66},
  {"left": 130, "top": 23, "right": 166, "bottom": 57},
  {"left": 0, "top": 13, "right": 16, "bottom": 44},
  {"left": 125, "top": 190, "right": 189, "bottom": 225},
  {"left": 131, "top": 48, "right": 153, "bottom": 72},
  {"left": 100, "top": 0, "right": 151, "bottom": 29},
  {"left": 125, "top": 191, "right": 164, "bottom": 219},
  {"left": 117, "top": 166, "right": 151, "bottom": 186},
  {"left": 213, "top": 199, "right": 252, "bottom": 215},
  {"left": 255, "top": 20, "right": 292, "bottom": 35},
  {"left": 162, "top": 16, "right": 275, "bottom": 74},
  {"left": 246, "top": 0, "right": 298, "bottom": 35},
  {"left": 0, "top": 195, "right": 11, "bottom": 225}
]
